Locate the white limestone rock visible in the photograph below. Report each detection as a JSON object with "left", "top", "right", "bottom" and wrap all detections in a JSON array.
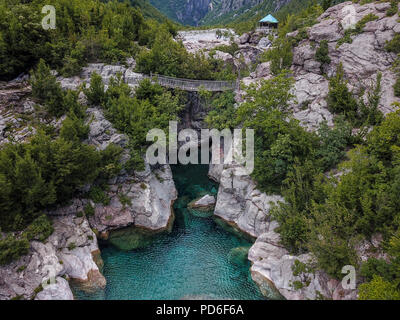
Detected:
[
  {"left": 89, "top": 162, "right": 177, "bottom": 235},
  {"left": 248, "top": 230, "right": 358, "bottom": 300},
  {"left": 35, "top": 277, "right": 74, "bottom": 300},
  {"left": 0, "top": 215, "right": 103, "bottom": 300},
  {"left": 188, "top": 195, "right": 216, "bottom": 211},
  {"left": 177, "top": 29, "right": 237, "bottom": 54},
  {"left": 213, "top": 164, "right": 284, "bottom": 239}
]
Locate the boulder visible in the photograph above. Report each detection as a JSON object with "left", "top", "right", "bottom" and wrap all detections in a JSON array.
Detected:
[
  {"left": 257, "top": 37, "right": 272, "bottom": 49},
  {"left": 235, "top": 45, "right": 262, "bottom": 65},
  {"left": 213, "top": 164, "right": 284, "bottom": 239},
  {"left": 291, "top": 73, "right": 333, "bottom": 130},
  {"left": 212, "top": 50, "right": 235, "bottom": 66},
  {"left": 35, "top": 277, "right": 74, "bottom": 300},
  {"left": 239, "top": 33, "right": 250, "bottom": 44},
  {"left": 0, "top": 215, "right": 103, "bottom": 300},
  {"left": 208, "top": 163, "right": 224, "bottom": 182},
  {"left": 248, "top": 230, "right": 358, "bottom": 300},
  {"left": 252, "top": 62, "right": 271, "bottom": 79},
  {"left": 293, "top": 44, "right": 316, "bottom": 67},
  {"left": 188, "top": 194, "right": 216, "bottom": 211},
  {"left": 89, "top": 162, "right": 177, "bottom": 235},
  {"left": 308, "top": 19, "right": 342, "bottom": 42},
  {"left": 85, "top": 107, "right": 128, "bottom": 151}
]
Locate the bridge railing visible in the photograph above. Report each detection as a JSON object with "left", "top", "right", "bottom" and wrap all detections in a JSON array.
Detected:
[
  {"left": 149, "top": 73, "right": 236, "bottom": 92},
  {"left": 124, "top": 72, "right": 236, "bottom": 92}
]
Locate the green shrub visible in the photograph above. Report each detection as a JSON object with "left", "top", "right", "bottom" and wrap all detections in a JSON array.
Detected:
[
  {"left": 60, "top": 113, "right": 90, "bottom": 142},
  {"left": 214, "top": 42, "right": 239, "bottom": 56},
  {"left": 24, "top": 215, "right": 53, "bottom": 242},
  {"left": 30, "top": 59, "right": 68, "bottom": 117},
  {"left": 98, "top": 144, "right": 123, "bottom": 181},
  {"left": 60, "top": 56, "right": 82, "bottom": 77},
  {"left": 359, "top": 275, "right": 400, "bottom": 300},
  {"left": 0, "top": 0, "right": 157, "bottom": 80},
  {"left": 0, "top": 122, "right": 120, "bottom": 233},
  {"left": 17, "top": 265, "right": 27, "bottom": 272},
  {"left": 84, "top": 72, "right": 105, "bottom": 106},
  {"left": 316, "top": 118, "right": 352, "bottom": 171},
  {"left": 262, "top": 37, "right": 293, "bottom": 75},
  {"left": 387, "top": 0, "right": 399, "bottom": 17},
  {"left": 308, "top": 202, "right": 359, "bottom": 279},
  {"left": 360, "top": 258, "right": 396, "bottom": 282},
  {"left": 136, "top": 28, "right": 232, "bottom": 80},
  {"left": 386, "top": 33, "right": 400, "bottom": 54},
  {"left": 0, "top": 235, "right": 30, "bottom": 265},
  {"left": 358, "top": 72, "right": 384, "bottom": 126},
  {"left": 118, "top": 193, "right": 132, "bottom": 207},
  {"left": 394, "top": 76, "right": 400, "bottom": 97},
  {"left": 315, "top": 40, "right": 331, "bottom": 72},
  {"left": 101, "top": 77, "right": 183, "bottom": 172},
  {"left": 140, "top": 183, "right": 147, "bottom": 190},
  {"left": 204, "top": 91, "right": 237, "bottom": 130},
  {"left": 84, "top": 203, "right": 95, "bottom": 217},
  {"left": 89, "top": 186, "right": 110, "bottom": 206},
  {"left": 322, "top": 0, "right": 332, "bottom": 11},
  {"left": 327, "top": 63, "right": 359, "bottom": 121}
]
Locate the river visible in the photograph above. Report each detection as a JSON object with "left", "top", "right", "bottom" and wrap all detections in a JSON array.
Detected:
[{"left": 73, "top": 163, "right": 264, "bottom": 300}]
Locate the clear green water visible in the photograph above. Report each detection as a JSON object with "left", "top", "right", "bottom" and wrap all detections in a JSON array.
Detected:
[{"left": 73, "top": 164, "right": 265, "bottom": 300}]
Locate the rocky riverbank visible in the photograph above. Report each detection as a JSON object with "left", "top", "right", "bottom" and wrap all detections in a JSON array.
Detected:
[
  {"left": 0, "top": 62, "right": 178, "bottom": 300},
  {"left": 209, "top": 1, "right": 400, "bottom": 300},
  {"left": 0, "top": 214, "right": 103, "bottom": 300}
]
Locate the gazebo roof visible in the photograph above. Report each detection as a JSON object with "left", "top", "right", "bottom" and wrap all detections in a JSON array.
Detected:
[{"left": 259, "top": 14, "right": 278, "bottom": 24}]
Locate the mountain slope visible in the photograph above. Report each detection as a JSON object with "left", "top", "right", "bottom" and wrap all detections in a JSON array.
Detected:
[
  {"left": 223, "top": 0, "right": 349, "bottom": 33},
  {"left": 201, "top": 0, "right": 287, "bottom": 25},
  {"left": 149, "top": 0, "right": 348, "bottom": 27},
  {"left": 149, "top": 0, "right": 211, "bottom": 25},
  {"left": 129, "top": 0, "right": 171, "bottom": 22},
  {"left": 149, "top": 0, "right": 278, "bottom": 26}
]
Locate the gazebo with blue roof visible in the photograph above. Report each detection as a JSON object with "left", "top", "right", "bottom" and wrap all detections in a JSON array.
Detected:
[{"left": 258, "top": 14, "right": 279, "bottom": 32}]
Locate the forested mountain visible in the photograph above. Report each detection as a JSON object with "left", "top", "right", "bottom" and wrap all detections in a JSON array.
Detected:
[
  {"left": 2, "top": 0, "right": 400, "bottom": 302},
  {"left": 149, "top": 0, "right": 348, "bottom": 27},
  {"left": 224, "top": 0, "right": 347, "bottom": 32},
  {"left": 127, "top": 0, "right": 170, "bottom": 22},
  {"left": 0, "top": 0, "right": 177, "bottom": 81},
  {"left": 149, "top": 0, "right": 282, "bottom": 26},
  {"left": 201, "top": 0, "right": 290, "bottom": 26},
  {"left": 149, "top": 0, "right": 211, "bottom": 26}
]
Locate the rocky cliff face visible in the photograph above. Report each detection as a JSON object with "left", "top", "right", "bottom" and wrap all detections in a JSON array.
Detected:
[
  {"left": 201, "top": 0, "right": 292, "bottom": 25},
  {"left": 0, "top": 215, "right": 104, "bottom": 300},
  {"left": 211, "top": 164, "right": 283, "bottom": 240},
  {"left": 209, "top": 0, "right": 265, "bottom": 17},
  {"left": 0, "top": 61, "right": 178, "bottom": 300},
  {"left": 211, "top": 1, "right": 400, "bottom": 300},
  {"left": 150, "top": 0, "right": 212, "bottom": 26},
  {"left": 239, "top": 1, "right": 400, "bottom": 130},
  {"left": 290, "top": 1, "right": 399, "bottom": 130}
]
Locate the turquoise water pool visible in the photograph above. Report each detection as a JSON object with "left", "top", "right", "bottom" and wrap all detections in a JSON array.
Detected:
[{"left": 73, "top": 164, "right": 265, "bottom": 300}]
